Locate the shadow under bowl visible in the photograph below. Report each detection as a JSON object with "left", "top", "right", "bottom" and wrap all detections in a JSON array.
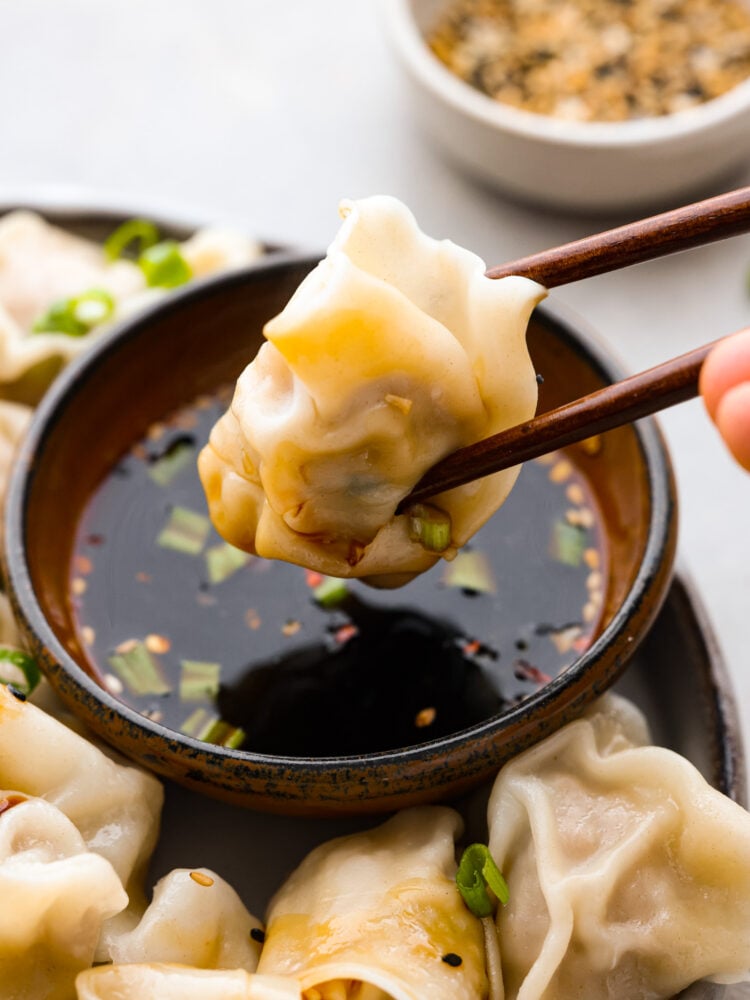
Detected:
[{"left": 4, "top": 254, "right": 677, "bottom": 815}]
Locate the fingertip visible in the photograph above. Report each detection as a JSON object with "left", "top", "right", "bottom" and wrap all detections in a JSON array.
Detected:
[
  {"left": 700, "top": 328, "right": 750, "bottom": 421},
  {"left": 715, "top": 381, "right": 750, "bottom": 472}
]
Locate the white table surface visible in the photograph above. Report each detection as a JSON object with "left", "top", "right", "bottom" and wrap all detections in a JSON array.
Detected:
[
  {"left": 2, "top": 2, "right": 750, "bottom": 995},
  {"left": 2, "top": 0, "right": 749, "bottom": 771}
]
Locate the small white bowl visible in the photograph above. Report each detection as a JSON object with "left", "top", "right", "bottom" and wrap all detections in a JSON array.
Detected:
[{"left": 383, "top": 0, "right": 750, "bottom": 212}]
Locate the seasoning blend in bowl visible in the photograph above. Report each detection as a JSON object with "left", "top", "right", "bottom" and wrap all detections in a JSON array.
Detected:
[
  {"left": 383, "top": 0, "right": 750, "bottom": 210},
  {"left": 4, "top": 254, "right": 677, "bottom": 814}
]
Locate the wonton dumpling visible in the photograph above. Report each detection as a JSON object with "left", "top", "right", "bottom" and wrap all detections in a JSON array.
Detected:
[
  {"left": 0, "top": 793, "right": 127, "bottom": 1000},
  {"left": 199, "top": 196, "right": 545, "bottom": 586},
  {"left": 0, "top": 211, "right": 263, "bottom": 403},
  {"left": 257, "top": 806, "right": 486, "bottom": 1000},
  {"left": 487, "top": 694, "right": 750, "bottom": 1000},
  {"left": 76, "top": 965, "right": 301, "bottom": 1000},
  {"left": 0, "top": 684, "right": 163, "bottom": 940},
  {"left": 107, "top": 867, "right": 263, "bottom": 971}
]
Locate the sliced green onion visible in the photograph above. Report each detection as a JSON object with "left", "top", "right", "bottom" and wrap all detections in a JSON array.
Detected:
[
  {"left": 179, "top": 707, "right": 245, "bottom": 748},
  {"left": 456, "top": 844, "right": 509, "bottom": 918},
  {"left": 406, "top": 502, "right": 452, "bottom": 553},
  {"left": 139, "top": 240, "right": 192, "bottom": 288},
  {"left": 180, "top": 706, "right": 210, "bottom": 737},
  {"left": 312, "top": 576, "right": 349, "bottom": 608},
  {"left": 205, "top": 542, "right": 250, "bottom": 584},
  {"left": 442, "top": 549, "right": 496, "bottom": 594},
  {"left": 179, "top": 659, "right": 221, "bottom": 702},
  {"left": 104, "top": 218, "right": 159, "bottom": 261},
  {"left": 157, "top": 506, "right": 211, "bottom": 555},
  {"left": 32, "top": 288, "right": 115, "bottom": 337},
  {"left": 0, "top": 649, "right": 41, "bottom": 696},
  {"left": 551, "top": 520, "right": 586, "bottom": 567},
  {"left": 148, "top": 439, "right": 195, "bottom": 487},
  {"left": 107, "top": 641, "right": 170, "bottom": 697}
]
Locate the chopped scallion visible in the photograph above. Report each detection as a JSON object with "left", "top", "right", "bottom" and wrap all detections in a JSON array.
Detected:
[
  {"left": 104, "top": 218, "right": 159, "bottom": 261},
  {"left": 406, "top": 502, "right": 452, "bottom": 553},
  {"left": 0, "top": 649, "right": 41, "bottom": 696},
  {"left": 456, "top": 844, "right": 509, "bottom": 918},
  {"left": 179, "top": 659, "right": 221, "bottom": 702},
  {"left": 107, "top": 641, "right": 170, "bottom": 697},
  {"left": 551, "top": 520, "right": 586, "bottom": 567},
  {"left": 312, "top": 576, "right": 349, "bottom": 608},
  {"left": 442, "top": 549, "right": 496, "bottom": 594},
  {"left": 139, "top": 240, "right": 192, "bottom": 288},
  {"left": 205, "top": 542, "right": 250, "bottom": 584},
  {"left": 148, "top": 439, "right": 195, "bottom": 487},
  {"left": 32, "top": 288, "right": 115, "bottom": 338},
  {"left": 157, "top": 506, "right": 211, "bottom": 555}
]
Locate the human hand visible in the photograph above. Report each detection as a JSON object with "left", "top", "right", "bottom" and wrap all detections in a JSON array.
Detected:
[{"left": 699, "top": 328, "right": 750, "bottom": 471}]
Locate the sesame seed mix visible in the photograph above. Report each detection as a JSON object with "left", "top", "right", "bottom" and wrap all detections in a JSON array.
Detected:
[{"left": 429, "top": 0, "right": 750, "bottom": 121}]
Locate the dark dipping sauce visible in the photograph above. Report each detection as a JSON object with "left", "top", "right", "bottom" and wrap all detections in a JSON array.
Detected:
[{"left": 72, "top": 390, "right": 608, "bottom": 758}]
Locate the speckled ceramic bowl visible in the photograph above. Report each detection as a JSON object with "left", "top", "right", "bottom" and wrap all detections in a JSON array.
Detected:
[{"left": 4, "top": 254, "right": 677, "bottom": 815}]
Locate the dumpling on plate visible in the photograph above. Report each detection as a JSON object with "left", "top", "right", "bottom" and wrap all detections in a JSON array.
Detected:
[
  {"left": 486, "top": 694, "right": 750, "bottom": 1000},
  {"left": 0, "top": 683, "right": 163, "bottom": 947},
  {"left": 199, "top": 195, "right": 545, "bottom": 587},
  {"left": 0, "top": 210, "right": 263, "bottom": 403},
  {"left": 0, "top": 792, "right": 127, "bottom": 1000},
  {"left": 106, "top": 867, "right": 264, "bottom": 971},
  {"left": 76, "top": 965, "right": 301, "bottom": 1000},
  {"left": 256, "top": 806, "right": 487, "bottom": 1000}
]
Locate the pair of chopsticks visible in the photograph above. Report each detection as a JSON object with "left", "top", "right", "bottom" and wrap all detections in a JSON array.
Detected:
[{"left": 403, "top": 186, "right": 750, "bottom": 507}]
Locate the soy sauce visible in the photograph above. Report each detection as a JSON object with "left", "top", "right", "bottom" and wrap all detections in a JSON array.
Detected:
[{"left": 72, "top": 391, "right": 607, "bottom": 757}]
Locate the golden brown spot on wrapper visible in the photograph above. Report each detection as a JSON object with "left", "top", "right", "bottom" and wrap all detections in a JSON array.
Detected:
[{"left": 189, "top": 871, "right": 214, "bottom": 887}]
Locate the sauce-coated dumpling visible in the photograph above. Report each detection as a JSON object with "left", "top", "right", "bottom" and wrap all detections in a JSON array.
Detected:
[{"left": 199, "top": 196, "right": 545, "bottom": 587}]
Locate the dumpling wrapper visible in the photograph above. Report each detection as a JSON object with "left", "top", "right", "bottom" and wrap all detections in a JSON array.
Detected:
[
  {"left": 76, "top": 965, "right": 300, "bottom": 1000},
  {"left": 257, "top": 806, "right": 486, "bottom": 1000},
  {"left": 107, "top": 867, "right": 263, "bottom": 971},
  {"left": 0, "top": 211, "right": 263, "bottom": 403},
  {"left": 0, "top": 683, "right": 163, "bottom": 950},
  {"left": 199, "top": 195, "right": 545, "bottom": 587},
  {"left": 0, "top": 793, "right": 127, "bottom": 1000},
  {"left": 487, "top": 694, "right": 750, "bottom": 1000}
]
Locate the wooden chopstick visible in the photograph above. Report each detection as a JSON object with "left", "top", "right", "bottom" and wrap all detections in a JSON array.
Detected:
[
  {"left": 486, "top": 187, "right": 750, "bottom": 286},
  {"left": 400, "top": 339, "right": 717, "bottom": 508}
]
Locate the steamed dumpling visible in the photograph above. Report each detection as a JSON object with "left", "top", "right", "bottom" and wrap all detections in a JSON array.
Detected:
[
  {"left": 257, "top": 806, "right": 486, "bottom": 1000},
  {"left": 487, "top": 694, "right": 750, "bottom": 999},
  {"left": 0, "top": 793, "right": 127, "bottom": 1000},
  {"left": 199, "top": 196, "right": 545, "bottom": 586},
  {"left": 0, "top": 683, "right": 163, "bottom": 945},
  {"left": 76, "top": 965, "right": 301, "bottom": 1000},
  {"left": 107, "top": 867, "right": 264, "bottom": 971}
]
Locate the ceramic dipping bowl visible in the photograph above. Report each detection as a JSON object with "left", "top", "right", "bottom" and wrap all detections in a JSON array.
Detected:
[{"left": 4, "top": 254, "right": 677, "bottom": 815}]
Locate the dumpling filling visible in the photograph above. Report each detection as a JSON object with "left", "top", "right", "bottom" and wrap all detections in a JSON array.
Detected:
[{"left": 199, "top": 196, "right": 545, "bottom": 587}]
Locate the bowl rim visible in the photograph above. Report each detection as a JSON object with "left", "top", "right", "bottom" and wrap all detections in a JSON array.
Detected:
[
  {"left": 3, "top": 255, "right": 677, "bottom": 790},
  {"left": 382, "top": 0, "right": 750, "bottom": 148}
]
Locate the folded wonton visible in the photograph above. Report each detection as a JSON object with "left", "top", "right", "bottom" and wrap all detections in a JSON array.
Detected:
[
  {"left": 76, "top": 965, "right": 300, "bottom": 1000},
  {"left": 0, "top": 793, "right": 126, "bottom": 1000},
  {"left": 257, "top": 806, "right": 486, "bottom": 1000},
  {"left": 199, "top": 196, "right": 545, "bottom": 586},
  {"left": 487, "top": 694, "right": 750, "bottom": 1000},
  {"left": 107, "top": 867, "right": 263, "bottom": 971}
]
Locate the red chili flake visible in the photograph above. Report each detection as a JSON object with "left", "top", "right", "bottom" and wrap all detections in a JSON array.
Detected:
[
  {"left": 305, "top": 569, "right": 324, "bottom": 589},
  {"left": 463, "top": 639, "right": 481, "bottom": 656},
  {"left": 86, "top": 533, "right": 105, "bottom": 546},
  {"left": 245, "top": 609, "right": 262, "bottom": 631},
  {"left": 334, "top": 624, "right": 358, "bottom": 644},
  {"left": 572, "top": 635, "right": 592, "bottom": 653},
  {"left": 136, "top": 572, "right": 152, "bottom": 584},
  {"left": 74, "top": 554, "right": 93, "bottom": 575},
  {"left": 513, "top": 659, "right": 552, "bottom": 685},
  {"left": 282, "top": 620, "right": 302, "bottom": 637},
  {"left": 0, "top": 794, "right": 26, "bottom": 816}
]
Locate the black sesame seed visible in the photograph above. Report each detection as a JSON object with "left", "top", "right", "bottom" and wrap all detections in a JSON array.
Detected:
[
  {"left": 6, "top": 685, "right": 26, "bottom": 702},
  {"left": 535, "top": 373, "right": 544, "bottom": 384},
  {"left": 250, "top": 927, "right": 266, "bottom": 944},
  {"left": 442, "top": 952, "right": 463, "bottom": 967}
]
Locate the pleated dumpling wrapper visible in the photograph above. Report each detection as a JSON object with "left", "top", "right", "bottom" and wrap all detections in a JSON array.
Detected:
[
  {"left": 0, "top": 793, "right": 127, "bottom": 1000},
  {"left": 76, "top": 965, "right": 301, "bottom": 1000},
  {"left": 199, "top": 196, "right": 545, "bottom": 587},
  {"left": 256, "top": 806, "right": 486, "bottom": 1000},
  {"left": 106, "top": 867, "right": 264, "bottom": 971},
  {"left": 0, "top": 683, "right": 163, "bottom": 950},
  {"left": 487, "top": 694, "right": 750, "bottom": 1000}
]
